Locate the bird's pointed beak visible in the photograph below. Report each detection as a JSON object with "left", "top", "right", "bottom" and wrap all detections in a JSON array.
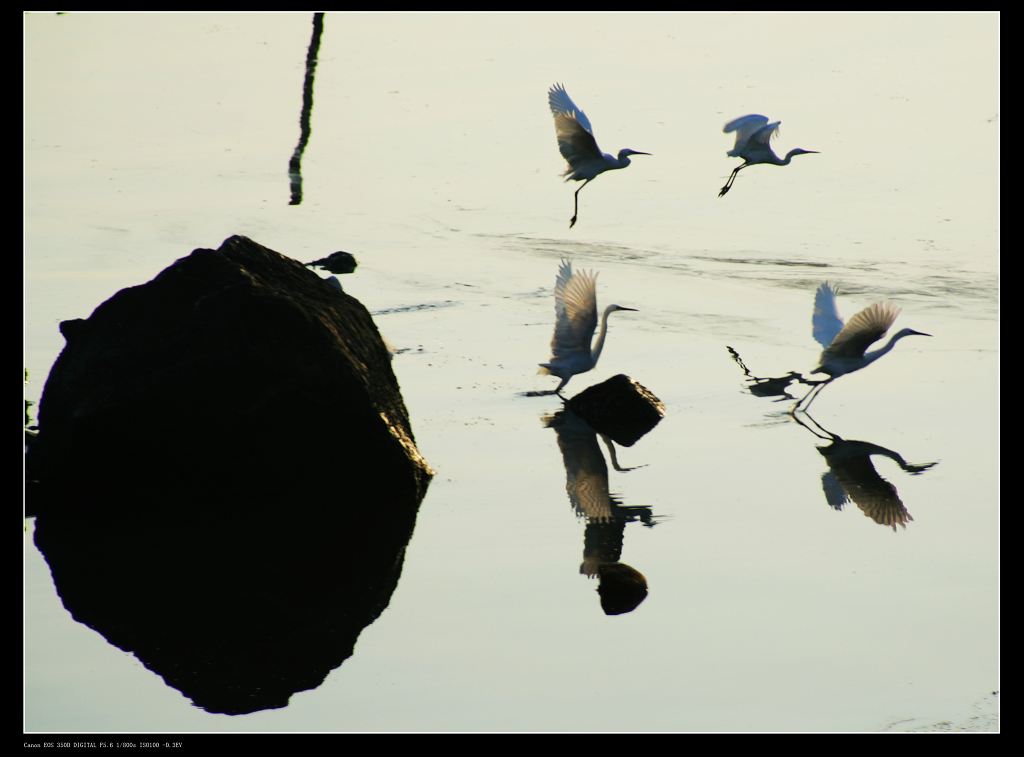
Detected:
[
  {"left": 912, "top": 330, "right": 932, "bottom": 337},
  {"left": 620, "top": 306, "right": 638, "bottom": 312}
]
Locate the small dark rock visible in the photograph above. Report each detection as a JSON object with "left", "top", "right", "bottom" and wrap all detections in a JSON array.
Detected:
[
  {"left": 306, "top": 250, "right": 358, "bottom": 274},
  {"left": 567, "top": 374, "right": 664, "bottom": 446},
  {"left": 596, "top": 563, "right": 649, "bottom": 616}
]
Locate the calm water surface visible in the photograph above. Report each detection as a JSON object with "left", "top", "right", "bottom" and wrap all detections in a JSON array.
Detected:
[{"left": 24, "top": 12, "right": 998, "bottom": 733}]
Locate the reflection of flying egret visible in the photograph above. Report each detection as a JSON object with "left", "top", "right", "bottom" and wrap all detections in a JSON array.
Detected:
[
  {"left": 795, "top": 411, "right": 937, "bottom": 531},
  {"left": 718, "top": 114, "right": 818, "bottom": 197},
  {"left": 796, "top": 282, "right": 930, "bottom": 411},
  {"left": 548, "top": 83, "right": 651, "bottom": 228},
  {"left": 539, "top": 259, "right": 636, "bottom": 396}
]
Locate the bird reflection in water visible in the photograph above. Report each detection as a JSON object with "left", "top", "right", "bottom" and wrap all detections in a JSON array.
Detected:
[
  {"left": 727, "top": 346, "right": 937, "bottom": 531},
  {"left": 727, "top": 345, "right": 808, "bottom": 402},
  {"left": 794, "top": 411, "right": 938, "bottom": 531},
  {"left": 544, "top": 408, "right": 658, "bottom": 615}
]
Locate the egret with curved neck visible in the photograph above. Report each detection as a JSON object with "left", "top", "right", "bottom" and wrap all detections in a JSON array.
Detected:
[
  {"left": 549, "top": 83, "right": 650, "bottom": 228},
  {"left": 539, "top": 259, "right": 636, "bottom": 396},
  {"left": 796, "top": 282, "right": 930, "bottom": 412},
  {"left": 718, "top": 113, "right": 818, "bottom": 197}
]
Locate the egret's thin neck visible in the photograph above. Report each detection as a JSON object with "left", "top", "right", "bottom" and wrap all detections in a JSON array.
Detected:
[
  {"left": 616, "top": 149, "right": 635, "bottom": 167},
  {"left": 865, "top": 332, "right": 908, "bottom": 365},
  {"left": 591, "top": 307, "right": 614, "bottom": 364}
]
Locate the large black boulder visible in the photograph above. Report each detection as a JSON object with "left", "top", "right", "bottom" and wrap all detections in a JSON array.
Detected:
[
  {"left": 26, "top": 235, "right": 433, "bottom": 714},
  {"left": 27, "top": 234, "right": 431, "bottom": 513}
]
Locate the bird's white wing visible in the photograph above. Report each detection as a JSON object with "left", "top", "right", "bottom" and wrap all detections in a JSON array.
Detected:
[
  {"left": 549, "top": 84, "right": 602, "bottom": 168},
  {"left": 723, "top": 114, "right": 770, "bottom": 151},
  {"left": 549, "top": 83, "right": 594, "bottom": 134},
  {"left": 552, "top": 257, "right": 575, "bottom": 305},
  {"left": 826, "top": 301, "right": 901, "bottom": 358},
  {"left": 553, "top": 114, "right": 602, "bottom": 168},
  {"left": 750, "top": 120, "right": 781, "bottom": 147},
  {"left": 550, "top": 260, "right": 598, "bottom": 359},
  {"left": 812, "top": 281, "right": 845, "bottom": 348}
]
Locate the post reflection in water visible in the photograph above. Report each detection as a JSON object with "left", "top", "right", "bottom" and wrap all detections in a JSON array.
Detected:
[
  {"left": 544, "top": 408, "right": 659, "bottom": 616},
  {"left": 794, "top": 412, "right": 938, "bottom": 532},
  {"left": 727, "top": 346, "right": 808, "bottom": 403},
  {"left": 727, "top": 346, "right": 938, "bottom": 531}
]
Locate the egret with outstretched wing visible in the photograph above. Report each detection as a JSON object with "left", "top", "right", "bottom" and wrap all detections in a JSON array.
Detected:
[
  {"left": 795, "top": 282, "right": 930, "bottom": 411},
  {"left": 538, "top": 258, "right": 636, "bottom": 395},
  {"left": 549, "top": 83, "right": 650, "bottom": 227},
  {"left": 719, "top": 114, "right": 818, "bottom": 197}
]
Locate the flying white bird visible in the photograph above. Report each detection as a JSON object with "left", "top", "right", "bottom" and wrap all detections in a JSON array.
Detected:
[
  {"left": 796, "top": 282, "right": 930, "bottom": 411},
  {"left": 719, "top": 114, "right": 818, "bottom": 197},
  {"left": 539, "top": 259, "right": 636, "bottom": 395},
  {"left": 548, "top": 83, "right": 650, "bottom": 228}
]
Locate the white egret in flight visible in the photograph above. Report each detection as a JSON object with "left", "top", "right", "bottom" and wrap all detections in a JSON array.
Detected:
[
  {"left": 548, "top": 83, "right": 650, "bottom": 228},
  {"left": 796, "top": 282, "right": 930, "bottom": 411},
  {"left": 719, "top": 114, "right": 818, "bottom": 197},
  {"left": 539, "top": 259, "right": 636, "bottom": 395}
]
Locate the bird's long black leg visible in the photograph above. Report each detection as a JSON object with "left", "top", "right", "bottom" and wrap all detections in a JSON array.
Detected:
[
  {"left": 794, "top": 380, "right": 829, "bottom": 413},
  {"left": 570, "top": 179, "right": 591, "bottom": 228},
  {"left": 793, "top": 383, "right": 814, "bottom": 412},
  {"left": 792, "top": 382, "right": 815, "bottom": 413},
  {"left": 719, "top": 164, "right": 744, "bottom": 197},
  {"left": 730, "top": 164, "right": 746, "bottom": 191},
  {"left": 804, "top": 383, "right": 826, "bottom": 412}
]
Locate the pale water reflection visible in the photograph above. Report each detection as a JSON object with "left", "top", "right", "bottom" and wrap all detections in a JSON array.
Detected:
[{"left": 25, "top": 12, "right": 998, "bottom": 733}]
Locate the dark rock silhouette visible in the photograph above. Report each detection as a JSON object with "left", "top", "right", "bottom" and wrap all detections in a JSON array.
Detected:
[
  {"left": 26, "top": 235, "right": 432, "bottom": 714},
  {"left": 28, "top": 235, "right": 429, "bottom": 513},
  {"left": 596, "top": 563, "right": 649, "bottom": 616},
  {"left": 306, "top": 250, "right": 358, "bottom": 274},
  {"left": 566, "top": 374, "right": 664, "bottom": 446}
]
